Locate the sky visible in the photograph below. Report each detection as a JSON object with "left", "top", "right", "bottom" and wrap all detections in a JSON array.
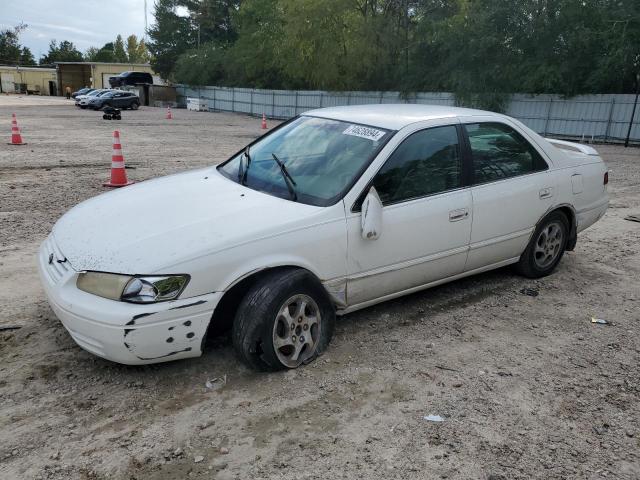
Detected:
[{"left": 0, "top": 0, "right": 150, "bottom": 60}]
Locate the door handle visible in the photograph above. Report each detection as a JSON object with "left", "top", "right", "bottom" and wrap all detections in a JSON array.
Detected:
[
  {"left": 539, "top": 187, "right": 553, "bottom": 199},
  {"left": 449, "top": 208, "right": 469, "bottom": 222}
]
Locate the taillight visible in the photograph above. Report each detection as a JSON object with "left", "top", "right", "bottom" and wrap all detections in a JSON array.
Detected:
[{"left": 604, "top": 171, "right": 609, "bottom": 185}]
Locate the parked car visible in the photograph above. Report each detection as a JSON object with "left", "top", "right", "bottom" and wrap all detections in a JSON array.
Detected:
[
  {"left": 76, "top": 89, "right": 110, "bottom": 108},
  {"left": 38, "top": 105, "right": 608, "bottom": 369},
  {"left": 71, "top": 87, "right": 94, "bottom": 99},
  {"left": 108, "top": 71, "right": 153, "bottom": 88},
  {"left": 87, "top": 90, "right": 140, "bottom": 110}
]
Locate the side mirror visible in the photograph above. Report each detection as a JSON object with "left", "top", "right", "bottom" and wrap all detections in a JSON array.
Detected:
[{"left": 361, "top": 187, "right": 383, "bottom": 240}]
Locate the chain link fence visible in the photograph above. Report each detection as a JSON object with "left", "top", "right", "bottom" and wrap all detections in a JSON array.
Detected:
[{"left": 176, "top": 86, "right": 639, "bottom": 145}]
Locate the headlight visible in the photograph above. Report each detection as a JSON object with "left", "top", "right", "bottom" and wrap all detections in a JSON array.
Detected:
[
  {"left": 77, "top": 272, "right": 189, "bottom": 303},
  {"left": 121, "top": 275, "right": 189, "bottom": 303},
  {"left": 76, "top": 272, "right": 130, "bottom": 300}
]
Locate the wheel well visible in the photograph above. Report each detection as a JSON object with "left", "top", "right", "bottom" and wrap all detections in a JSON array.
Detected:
[
  {"left": 202, "top": 266, "right": 319, "bottom": 346},
  {"left": 554, "top": 206, "right": 577, "bottom": 251}
]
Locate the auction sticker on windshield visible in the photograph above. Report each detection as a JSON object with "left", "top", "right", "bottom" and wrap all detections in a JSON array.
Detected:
[{"left": 342, "top": 124, "right": 386, "bottom": 142}]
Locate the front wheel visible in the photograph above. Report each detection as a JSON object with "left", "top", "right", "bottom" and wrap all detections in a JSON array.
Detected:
[
  {"left": 130, "top": 102, "right": 139, "bottom": 110},
  {"left": 232, "top": 269, "right": 335, "bottom": 371},
  {"left": 516, "top": 211, "right": 569, "bottom": 278}
]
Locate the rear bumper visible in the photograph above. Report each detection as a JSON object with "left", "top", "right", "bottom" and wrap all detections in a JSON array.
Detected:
[{"left": 38, "top": 235, "right": 222, "bottom": 365}]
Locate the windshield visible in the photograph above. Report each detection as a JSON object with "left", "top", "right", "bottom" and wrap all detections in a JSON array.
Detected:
[{"left": 218, "top": 116, "right": 392, "bottom": 206}]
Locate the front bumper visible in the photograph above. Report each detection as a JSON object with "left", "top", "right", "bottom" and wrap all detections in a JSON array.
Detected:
[{"left": 38, "top": 235, "right": 222, "bottom": 365}]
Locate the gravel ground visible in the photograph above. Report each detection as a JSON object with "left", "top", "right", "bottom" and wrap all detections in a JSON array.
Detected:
[{"left": 0, "top": 96, "right": 639, "bottom": 480}]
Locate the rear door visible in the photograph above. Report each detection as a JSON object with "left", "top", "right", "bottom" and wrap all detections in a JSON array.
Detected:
[
  {"left": 112, "top": 92, "right": 126, "bottom": 107},
  {"left": 460, "top": 117, "right": 555, "bottom": 271}
]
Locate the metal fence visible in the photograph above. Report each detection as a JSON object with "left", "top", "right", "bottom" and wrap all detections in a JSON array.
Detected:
[{"left": 176, "top": 86, "right": 640, "bottom": 144}]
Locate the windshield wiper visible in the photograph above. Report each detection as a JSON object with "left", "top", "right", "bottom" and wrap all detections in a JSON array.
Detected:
[
  {"left": 237, "top": 146, "right": 251, "bottom": 185},
  {"left": 270, "top": 153, "right": 297, "bottom": 201}
]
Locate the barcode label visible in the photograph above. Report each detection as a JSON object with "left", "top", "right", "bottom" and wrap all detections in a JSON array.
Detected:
[{"left": 343, "top": 125, "right": 386, "bottom": 142}]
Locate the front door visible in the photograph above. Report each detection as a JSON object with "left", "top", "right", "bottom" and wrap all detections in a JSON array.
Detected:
[{"left": 345, "top": 124, "right": 472, "bottom": 307}]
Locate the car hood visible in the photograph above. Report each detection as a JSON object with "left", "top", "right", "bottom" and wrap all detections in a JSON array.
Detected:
[{"left": 52, "top": 168, "right": 324, "bottom": 274}]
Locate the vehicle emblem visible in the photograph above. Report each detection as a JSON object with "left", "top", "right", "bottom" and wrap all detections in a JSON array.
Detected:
[
  {"left": 57, "top": 257, "right": 67, "bottom": 264},
  {"left": 48, "top": 253, "right": 54, "bottom": 265}
]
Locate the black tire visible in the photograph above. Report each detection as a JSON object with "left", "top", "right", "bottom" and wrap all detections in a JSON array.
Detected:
[
  {"left": 130, "top": 102, "right": 139, "bottom": 110},
  {"left": 102, "top": 114, "right": 109, "bottom": 120},
  {"left": 515, "top": 210, "right": 569, "bottom": 278},
  {"left": 232, "top": 268, "right": 335, "bottom": 371},
  {"left": 115, "top": 115, "right": 121, "bottom": 120}
]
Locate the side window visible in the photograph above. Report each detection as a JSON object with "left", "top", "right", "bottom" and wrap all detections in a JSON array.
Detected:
[
  {"left": 465, "top": 122, "right": 548, "bottom": 184},
  {"left": 373, "top": 125, "right": 461, "bottom": 205}
]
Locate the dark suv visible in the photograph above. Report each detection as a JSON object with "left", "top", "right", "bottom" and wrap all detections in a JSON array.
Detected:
[
  {"left": 87, "top": 91, "right": 140, "bottom": 110},
  {"left": 109, "top": 71, "right": 153, "bottom": 88}
]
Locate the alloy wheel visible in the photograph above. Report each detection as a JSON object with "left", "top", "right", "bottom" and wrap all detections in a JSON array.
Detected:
[
  {"left": 534, "top": 221, "right": 564, "bottom": 269},
  {"left": 272, "top": 294, "right": 321, "bottom": 368}
]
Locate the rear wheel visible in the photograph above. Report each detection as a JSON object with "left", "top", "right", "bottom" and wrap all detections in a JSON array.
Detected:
[
  {"left": 232, "top": 269, "right": 335, "bottom": 371},
  {"left": 516, "top": 211, "right": 569, "bottom": 278},
  {"left": 130, "top": 101, "right": 139, "bottom": 110}
]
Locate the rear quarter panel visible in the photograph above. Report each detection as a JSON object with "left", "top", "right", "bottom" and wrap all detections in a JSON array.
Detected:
[{"left": 551, "top": 153, "right": 608, "bottom": 233}]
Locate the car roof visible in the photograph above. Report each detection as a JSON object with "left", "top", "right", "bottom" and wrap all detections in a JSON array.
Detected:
[{"left": 303, "top": 104, "right": 497, "bottom": 130}]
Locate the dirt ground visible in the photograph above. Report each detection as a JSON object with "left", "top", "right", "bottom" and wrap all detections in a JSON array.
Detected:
[{"left": 0, "top": 96, "right": 639, "bottom": 480}]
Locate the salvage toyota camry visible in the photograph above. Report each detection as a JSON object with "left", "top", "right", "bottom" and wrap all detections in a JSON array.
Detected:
[{"left": 39, "top": 104, "right": 609, "bottom": 370}]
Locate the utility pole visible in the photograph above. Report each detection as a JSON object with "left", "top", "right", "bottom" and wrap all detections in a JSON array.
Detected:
[
  {"left": 625, "top": 72, "right": 639, "bottom": 148},
  {"left": 404, "top": 0, "right": 409, "bottom": 78},
  {"left": 144, "top": 0, "right": 147, "bottom": 39}
]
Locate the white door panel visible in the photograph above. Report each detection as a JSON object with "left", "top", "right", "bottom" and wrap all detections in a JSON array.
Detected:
[
  {"left": 346, "top": 189, "right": 472, "bottom": 305},
  {"left": 102, "top": 73, "right": 119, "bottom": 88},
  {"left": 1, "top": 73, "right": 14, "bottom": 93},
  {"left": 467, "top": 172, "right": 555, "bottom": 270},
  {"left": 459, "top": 118, "right": 557, "bottom": 271}
]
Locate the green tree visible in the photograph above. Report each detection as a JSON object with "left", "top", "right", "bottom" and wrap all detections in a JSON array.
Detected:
[
  {"left": 126, "top": 34, "right": 151, "bottom": 63},
  {"left": 148, "top": 0, "right": 238, "bottom": 80},
  {"left": 225, "top": 0, "right": 287, "bottom": 88},
  {"left": 40, "top": 40, "right": 83, "bottom": 64},
  {"left": 19, "top": 46, "right": 36, "bottom": 65},
  {"left": 113, "top": 34, "right": 128, "bottom": 62},
  {"left": 174, "top": 43, "right": 227, "bottom": 85},
  {"left": 93, "top": 42, "right": 116, "bottom": 62},
  {"left": 148, "top": 0, "right": 198, "bottom": 79},
  {"left": 0, "top": 24, "right": 28, "bottom": 65},
  {"left": 84, "top": 46, "right": 99, "bottom": 61},
  {"left": 150, "top": 0, "right": 640, "bottom": 95}
]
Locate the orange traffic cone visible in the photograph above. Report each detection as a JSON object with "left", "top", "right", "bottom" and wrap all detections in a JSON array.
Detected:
[
  {"left": 8, "top": 113, "right": 26, "bottom": 145},
  {"left": 166, "top": 106, "right": 172, "bottom": 120},
  {"left": 103, "top": 130, "right": 133, "bottom": 188},
  {"left": 261, "top": 113, "right": 267, "bottom": 130}
]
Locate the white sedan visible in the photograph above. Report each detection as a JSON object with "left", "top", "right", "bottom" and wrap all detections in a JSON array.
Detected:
[{"left": 38, "top": 105, "right": 609, "bottom": 370}]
